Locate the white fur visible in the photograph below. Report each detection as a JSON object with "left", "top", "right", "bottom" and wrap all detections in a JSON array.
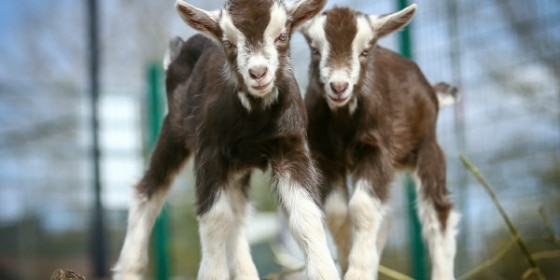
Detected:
[
  {"left": 302, "top": 15, "right": 332, "bottom": 100},
  {"left": 219, "top": 5, "right": 286, "bottom": 99},
  {"left": 436, "top": 91, "right": 457, "bottom": 108},
  {"left": 368, "top": 4, "right": 417, "bottom": 35},
  {"left": 238, "top": 91, "right": 253, "bottom": 111},
  {"left": 198, "top": 187, "right": 259, "bottom": 280},
  {"left": 324, "top": 184, "right": 352, "bottom": 273},
  {"left": 276, "top": 173, "right": 339, "bottom": 280},
  {"left": 303, "top": 15, "right": 328, "bottom": 54},
  {"left": 375, "top": 208, "right": 392, "bottom": 258},
  {"left": 265, "top": 2, "right": 289, "bottom": 40},
  {"left": 345, "top": 179, "right": 386, "bottom": 280},
  {"left": 219, "top": 11, "right": 266, "bottom": 99},
  {"left": 303, "top": 6, "right": 417, "bottom": 112},
  {"left": 225, "top": 183, "right": 259, "bottom": 280},
  {"left": 217, "top": 6, "right": 286, "bottom": 103},
  {"left": 413, "top": 174, "right": 459, "bottom": 280},
  {"left": 324, "top": 185, "right": 349, "bottom": 231},
  {"left": 197, "top": 191, "right": 234, "bottom": 280},
  {"left": 237, "top": 88, "right": 279, "bottom": 112},
  {"left": 352, "top": 16, "right": 374, "bottom": 70},
  {"left": 262, "top": 87, "right": 279, "bottom": 108},
  {"left": 328, "top": 70, "right": 352, "bottom": 100},
  {"left": 347, "top": 97, "right": 358, "bottom": 115},
  {"left": 163, "top": 48, "right": 172, "bottom": 71},
  {"left": 113, "top": 189, "right": 167, "bottom": 280},
  {"left": 219, "top": 10, "right": 243, "bottom": 44},
  {"left": 303, "top": 14, "right": 376, "bottom": 111},
  {"left": 246, "top": 54, "right": 268, "bottom": 70}
]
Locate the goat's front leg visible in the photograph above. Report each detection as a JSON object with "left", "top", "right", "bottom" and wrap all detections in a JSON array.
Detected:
[
  {"left": 195, "top": 169, "right": 259, "bottom": 280},
  {"left": 322, "top": 177, "right": 352, "bottom": 274},
  {"left": 226, "top": 173, "right": 259, "bottom": 280},
  {"left": 196, "top": 188, "right": 232, "bottom": 280},
  {"left": 344, "top": 179, "right": 387, "bottom": 280},
  {"left": 272, "top": 149, "right": 339, "bottom": 280},
  {"left": 344, "top": 150, "right": 392, "bottom": 280}
]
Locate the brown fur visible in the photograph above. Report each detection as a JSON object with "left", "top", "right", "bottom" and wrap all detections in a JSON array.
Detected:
[
  {"left": 115, "top": 1, "right": 337, "bottom": 279},
  {"left": 301, "top": 6, "right": 459, "bottom": 278},
  {"left": 153, "top": 34, "right": 316, "bottom": 216},
  {"left": 324, "top": 8, "right": 357, "bottom": 69},
  {"left": 146, "top": 0, "right": 327, "bottom": 215},
  {"left": 305, "top": 8, "right": 453, "bottom": 229}
]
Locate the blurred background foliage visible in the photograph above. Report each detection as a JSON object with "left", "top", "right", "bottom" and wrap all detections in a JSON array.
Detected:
[{"left": 0, "top": 0, "right": 558, "bottom": 279}]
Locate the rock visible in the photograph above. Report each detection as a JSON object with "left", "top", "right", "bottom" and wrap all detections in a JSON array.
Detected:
[{"left": 49, "top": 269, "right": 85, "bottom": 280}]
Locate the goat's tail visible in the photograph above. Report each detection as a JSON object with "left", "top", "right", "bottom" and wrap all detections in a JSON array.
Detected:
[
  {"left": 163, "top": 34, "right": 214, "bottom": 101},
  {"left": 163, "top": 36, "right": 185, "bottom": 71},
  {"left": 433, "top": 82, "right": 459, "bottom": 108}
]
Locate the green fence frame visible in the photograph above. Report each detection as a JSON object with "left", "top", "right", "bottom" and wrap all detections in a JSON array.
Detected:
[{"left": 147, "top": 63, "right": 170, "bottom": 280}]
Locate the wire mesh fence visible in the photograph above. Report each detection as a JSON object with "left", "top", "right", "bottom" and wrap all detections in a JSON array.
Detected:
[{"left": 0, "top": 0, "right": 559, "bottom": 279}]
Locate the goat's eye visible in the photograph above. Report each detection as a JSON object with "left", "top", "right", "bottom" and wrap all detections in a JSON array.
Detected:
[
  {"left": 276, "top": 33, "right": 288, "bottom": 43},
  {"left": 223, "top": 40, "right": 233, "bottom": 49},
  {"left": 311, "top": 47, "right": 320, "bottom": 56},
  {"left": 360, "top": 49, "right": 369, "bottom": 57}
]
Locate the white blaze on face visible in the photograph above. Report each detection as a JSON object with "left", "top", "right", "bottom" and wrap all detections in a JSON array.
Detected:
[
  {"left": 351, "top": 16, "right": 375, "bottom": 85},
  {"left": 219, "top": 3, "right": 288, "bottom": 98},
  {"left": 304, "top": 15, "right": 329, "bottom": 83},
  {"left": 304, "top": 13, "right": 376, "bottom": 111}
]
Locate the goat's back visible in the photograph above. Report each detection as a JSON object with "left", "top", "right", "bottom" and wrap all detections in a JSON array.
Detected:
[
  {"left": 371, "top": 46, "right": 438, "bottom": 115},
  {"left": 368, "top": 46, "right": 441, "bottom": 166}
]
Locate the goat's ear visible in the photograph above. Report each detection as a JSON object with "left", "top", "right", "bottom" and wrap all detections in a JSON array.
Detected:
[
  {"left": 298, "top": 20, "right": 312, "bottom": 37},
  {"left": 176, "top": 0, "right": 221, "bottom": 40},
  {"left": 288, "top": 0, "right": 327, "bottom": 30},
  {"left": 368, "top": 3, "right": 417, "bottom": 39}
]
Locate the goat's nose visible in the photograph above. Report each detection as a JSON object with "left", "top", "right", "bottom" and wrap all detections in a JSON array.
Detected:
[
  {"left": 249, "top": 66, "right": 268, "bottom": 80},
  {"left": 330, "top": 82, "right": 349, "bottom": 95}
]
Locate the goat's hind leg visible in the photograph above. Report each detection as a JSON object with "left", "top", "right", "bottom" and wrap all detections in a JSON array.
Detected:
[
  {"left": 414, "top": 142, "right": 459, "bottom": 280},
  {"left": 113, "top": 117, "right": 190, "bottom": 280}
]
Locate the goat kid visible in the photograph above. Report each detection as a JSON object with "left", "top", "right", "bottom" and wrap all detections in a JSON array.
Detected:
[
  {"left": 301, "top": 4, "right": 459, "bottom": 280},
  {"left": 113, "top": 0, "right": 340, "bottom": 280}
]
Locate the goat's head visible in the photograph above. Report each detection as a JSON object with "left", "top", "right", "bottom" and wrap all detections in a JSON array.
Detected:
[
  {"left": 301, "top": 4, "right": 417, "bottom": 109},
  {"left": 176, "top": 0, "right": 327, "bottom": 99}
]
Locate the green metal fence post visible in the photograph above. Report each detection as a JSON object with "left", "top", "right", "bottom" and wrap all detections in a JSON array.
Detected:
[
  {"left": 397, "top": 0, "right": 427, "bottom": 279},
  {"left": 147, "top": 63, "right": 170, "bottom": 280}
]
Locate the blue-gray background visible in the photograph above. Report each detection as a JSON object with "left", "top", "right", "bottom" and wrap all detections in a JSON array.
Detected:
[{"left": 0, "top": 0, "right": 558, "bottom": 279}]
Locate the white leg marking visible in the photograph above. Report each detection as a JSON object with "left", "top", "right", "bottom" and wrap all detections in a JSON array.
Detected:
[
  {"left": 324, "top": 184, "right": 352, "bottom": 274},
  {"left": 414, "top": 175, "right": 460, "bottom": 280},
  {"left": 345, "top": 179, "right": 385, "bottom": 280},
  {"left": 376, "top": 209, "right": 392, "bottom": 258},
  {"left": 197, "top": 190, "right": 234, "bottom": 280},
  {"left": 277, "top": 174, "right": 339, "bottom": 280},
  {"left": 113, "top": 188, "right": 167, "bottom": 280},
  {"left": 225, "top": 186, "right": 259, "bottom": 280}
]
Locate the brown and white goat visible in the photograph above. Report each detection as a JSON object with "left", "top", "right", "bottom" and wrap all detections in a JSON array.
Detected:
[
  {"left": 301, "top": 4, "right": 459, "bottom": 280},
  {"left": 113, "top": 0, "right": 340, "bottom": 279}
]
